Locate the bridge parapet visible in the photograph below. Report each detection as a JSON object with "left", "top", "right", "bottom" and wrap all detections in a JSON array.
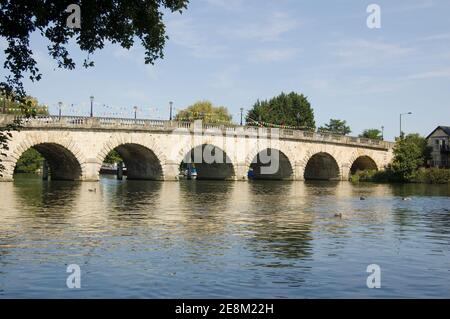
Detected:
[{"left": 0, "top": 115, "right": 395, "bottom": 150}]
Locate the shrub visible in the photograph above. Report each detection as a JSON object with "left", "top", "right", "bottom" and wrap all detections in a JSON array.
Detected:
[
  {"left": 410, "top": 168, "right": 450, "bottom": 184},
  {"left": 349, "top": 169, "right": 395, "bottom": 183},
  {"left": 351, "top": 168, "right": 450, "bottom": 184}
]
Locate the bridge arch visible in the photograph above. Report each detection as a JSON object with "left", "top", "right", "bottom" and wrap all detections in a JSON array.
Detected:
[
  {"left": 180, "top": 143, "right": 236, "bottom": 180},
  {"left": 9, "top": 139, "right": 85, "bottom": 181},
  {"left": 303, "top": 152, "right": 340, "bottom": 180},
  {"left": 98, "top": 138, "right": 166, "bottom": 180},
  {"left": 349, "top": 155, "right": 378, "bottom": 174},
  {"left": 247, "top": 148, "right": 294, "bottom": 180}
]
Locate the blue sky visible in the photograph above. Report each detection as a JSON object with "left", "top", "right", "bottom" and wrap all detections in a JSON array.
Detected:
[{"left": 2, "top": 0, "right": 450, "bottom": 141}]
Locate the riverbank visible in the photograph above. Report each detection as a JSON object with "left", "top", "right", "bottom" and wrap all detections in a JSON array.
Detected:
[{"left": 350, "top": 168, "right": 450, "bottom": 184}]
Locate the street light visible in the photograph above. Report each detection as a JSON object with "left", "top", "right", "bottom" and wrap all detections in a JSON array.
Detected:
[
  {"left": 169, "top": 101, "right": 173, "bottom": 121},
  {"left": 381, "top": 125, "right": 384, "bottom": 141},
  {"left": 240, "top": 108, "right": 244, "bottom": 126},
  {"left": 296, "top": 112, "right": 301, "bottom": 128},
  {"left": 399, "top": 112, "right": 412, "bottom": 139},
  {"left": 90, "top": 96, "right": 94, "bottom": 117},
  {"left": 58, "top": 101, "right": 63, "bottom": 119},
  {"left": 133, "top": 106, "right": 138, "bottom": 119}
]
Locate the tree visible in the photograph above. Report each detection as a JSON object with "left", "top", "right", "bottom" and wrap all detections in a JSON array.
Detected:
[
  {"left": 104, "top": 149, "right": 123, "bottom": 164},
  {"left": 175, "top": 101, "right": 233, "bottom": 124},
  {"left": 0, "top": 0, "right": 189, "bottom": 175},
  {"left": 318, "top": 119, "right": 351, "bottom": 135},
  {"left": 14, "top": 148, "right": 43, "bottom": 173},
  {"left": 360, "top": 129, "right": 382, "bottom": 140},
  {"left": 391, "top": 133, "right": 432, "bottom": 181},
  {"left": 246, "top": 92, "right": 315, "bottom": 129},
  {"left": 0, "top": 94, "right": 49, "bottom": 115}
]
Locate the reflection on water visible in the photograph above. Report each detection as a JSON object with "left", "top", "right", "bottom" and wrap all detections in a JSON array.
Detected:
[{"left": 0, "top": 175, "right": 449, "bottom": 298}]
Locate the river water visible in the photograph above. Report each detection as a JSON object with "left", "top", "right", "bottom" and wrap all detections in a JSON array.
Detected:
[{"left": 0, "top": 175, "right": 449, "bottom": 298}]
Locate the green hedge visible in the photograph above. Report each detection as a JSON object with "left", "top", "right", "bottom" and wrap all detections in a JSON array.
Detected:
[
  {"left": 351, "top": 168, "right": 450, "bottom": 184},
  {"left": 410, "top": 168, "right": 450, "bottom": 184}
]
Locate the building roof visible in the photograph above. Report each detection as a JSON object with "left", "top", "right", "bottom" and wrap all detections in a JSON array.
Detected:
[{"left": 426, "top": 126, "right": 450, "bottom": 139}]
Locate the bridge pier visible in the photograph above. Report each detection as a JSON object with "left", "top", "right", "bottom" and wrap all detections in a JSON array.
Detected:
[
  {"left": 163, "top": 162, "right": 181, "bottom": 181},
  {"left": 341, "top": 165, "right": 351, "bottom": 181},
  {"left": 81, "top": 160, "right": 101, "bottom": 181},
  {"left": 294, "top": 162, "right": 305, "bottom": 181},
  {"left": 235, "top": 163, "right": 249, "bottom": 181}
]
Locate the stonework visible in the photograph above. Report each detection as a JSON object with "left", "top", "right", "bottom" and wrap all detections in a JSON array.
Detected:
[{"left": 0, "top": 116, "right": 394, "bottom": 182}]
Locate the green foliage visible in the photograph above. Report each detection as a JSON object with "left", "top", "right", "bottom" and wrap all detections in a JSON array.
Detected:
[
  {"left": 104, "top": 150, "right": 123, "bottom": 164},
  {"left": 350, "top": 133, "right": 440, "bottom": 184},
  {"left": 352, "top": 167, "right": 450, "bottom": 184},
  {"left": 0, "top": 0, "right": 189, "bottom": 97},
  {"left": 349, "top": 169, "right": 396, "bottom": 183},
  {"left": 360, "top": 129, "right": 382, "bottom": 140},
  {"left": 246, "top": 92, "right": 315, "bottom": 129},
  {"left": 318, "top": 119, "right": 351, "bottom": 135},
  {"left": 0, "top": 0, "right": 189, "bottom": 175},
  {"left": 410, "top": 168, "right": 450, "bottom": 184},
  {"left": 175, "top": 101, "right": 233, "bottom": 124},
  {"left": 14, "top": 148, "right": 43, "bottom": 173},
  {"left": 391, "top": 133, "right": 432, "bottom": 181},
  {"left": 0, "top": 94, "right": 49, "bottom": 115}
]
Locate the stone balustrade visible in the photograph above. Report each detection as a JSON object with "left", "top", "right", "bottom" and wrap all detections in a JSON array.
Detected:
[{"left": 0, "top": 115, "right": 394, "bottom": 150}]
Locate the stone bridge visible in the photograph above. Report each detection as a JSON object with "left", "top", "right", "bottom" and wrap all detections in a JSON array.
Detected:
[{"left": 0, "top": 115, "right": 394, "bottom": 182}]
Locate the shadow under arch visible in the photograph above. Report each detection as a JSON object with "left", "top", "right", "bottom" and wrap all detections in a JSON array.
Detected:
[
  {"left": 350, "top": 155, "right": 378, "bottom": 174},
  {"left": 181, "top": 144, "right": 235, "bottom": 180},
  {"left": 14, "top": 143, "right": 82, "bottom": 180},
  {"left": 249, "top": 148, "right": 294, "bottom": 180},
  {"left": 107, "top": 143, "right": 164, "bottom": 180},
  {"left": 304, "top": 152, "right": 340, "bottom": 181},
  {"left": 8, "top": 176, "right": 82, "bottom": 228},
  {"left": 107, "top": 178, "right": 163, "bottom": 222}
]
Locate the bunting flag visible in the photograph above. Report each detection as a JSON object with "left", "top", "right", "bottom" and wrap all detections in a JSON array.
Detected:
[{"left": 247, "top": 118, "right": 310, "bottom": 130}]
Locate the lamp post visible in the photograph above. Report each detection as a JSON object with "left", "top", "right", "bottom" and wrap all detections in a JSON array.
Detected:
[
  {"left": 381, "top": 125, "right": 384, "bottom": 141},
  {"left": 58, "top": 101, "right": 63, "bottom": 119},
  {"left": 90, "top": 96, "right": 94, "bottom": 117},
  {"left": 133, "top": 106, "right": 138, "bottom": 120},
  {"left": 169, "top": 101, "right": 173, "bottom": 121},
  {"left": 399, "top": 112, "right": 412, "bottom": 139},
  {"left": 240, "top": 108, "right": 244, "bottom": 126},
  {"left": 296, "top": 112, "right": 301, "bottom": 128}
]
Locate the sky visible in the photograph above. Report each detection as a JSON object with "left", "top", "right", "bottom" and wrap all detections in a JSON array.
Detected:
[{"left": 2, "top": 0, "right": 450, "bottom": 141}]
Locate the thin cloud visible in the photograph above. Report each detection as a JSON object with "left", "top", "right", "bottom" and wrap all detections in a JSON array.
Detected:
[
  {"left": 329, "top": 39, "right": 415, "bottom": 67},
  {"left": 386, "top": 0, "right": 435, "bottom": 14},
  {"left": 404, "top": 67, "right": 450, "bottom": 80},
  {"left": 201, "top": 0, "right": 245, "bottom": 10},
  {"left": 209, "top": 65, "right": 240, "bottom": 89},
  {"left": 166, "top": 17, "right": 228, "bottom": 58},
  {"left": 223, "top": 12, "right": 300, "bottom": 42},
  {"left": 249, "top": 48, "right": 300, "bottom": 63}
]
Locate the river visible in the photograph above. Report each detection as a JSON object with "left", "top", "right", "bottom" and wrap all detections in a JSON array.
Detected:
[{"left": 0, "top": 175, "right": 449, "bottom": 298}]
